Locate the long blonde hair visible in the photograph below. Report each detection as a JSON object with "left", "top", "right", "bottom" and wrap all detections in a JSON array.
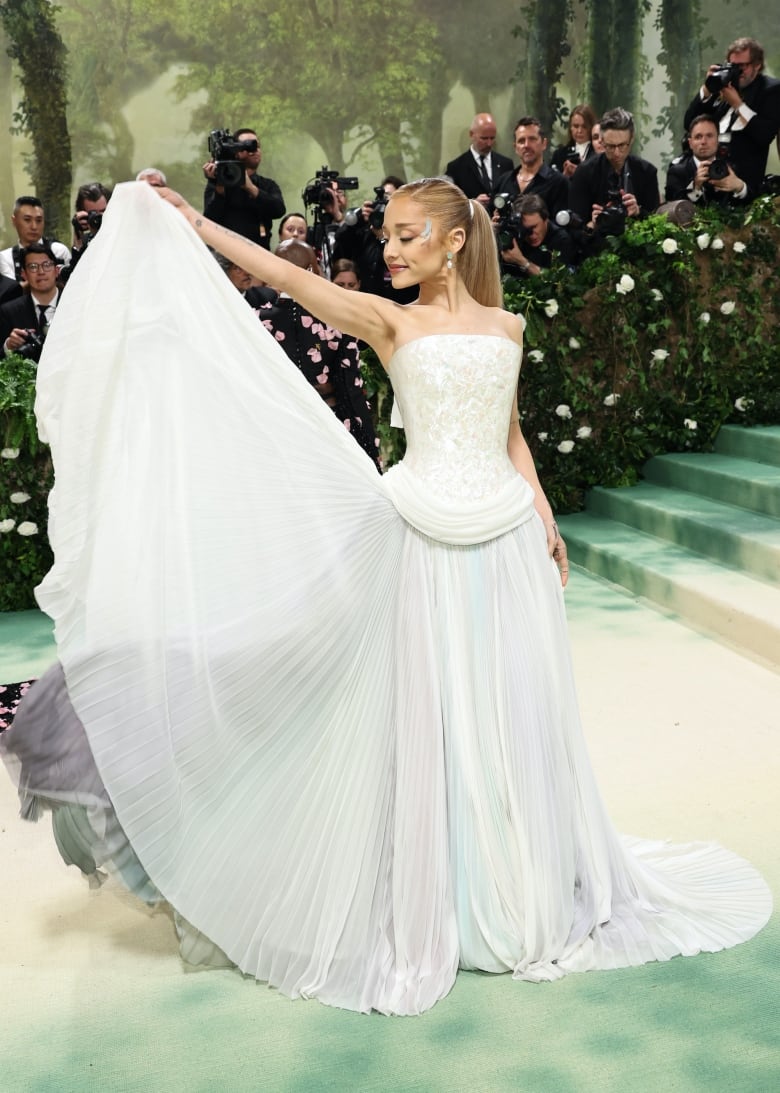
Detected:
[{"left": 391, "top": 177, "right": 503, "bottom": 308}]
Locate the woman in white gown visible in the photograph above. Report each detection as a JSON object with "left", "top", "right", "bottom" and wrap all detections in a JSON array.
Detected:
[{"left": 0, "top": 178, "right": 771, "bottom": 1015}]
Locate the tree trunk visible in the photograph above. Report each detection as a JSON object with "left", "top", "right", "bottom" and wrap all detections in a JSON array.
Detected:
[{"left": 0, "top": 0, "right": 71, "bottom": 236}]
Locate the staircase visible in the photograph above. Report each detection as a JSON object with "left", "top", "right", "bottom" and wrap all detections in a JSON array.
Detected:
[{"left": 558, "top": 426, "right": 780, "bottom": 667}]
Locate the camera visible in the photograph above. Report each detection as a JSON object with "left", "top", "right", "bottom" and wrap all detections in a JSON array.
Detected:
[
  {"left": 367, "top": 185, "right": 390, "bottom": 230},
  {"left": 493, "top": 193, "right": 525, "bottom": 250},
  {"left": 596, "top": 188, "right": 627, "bottom": 236},
  {"left": 207, "top": 129, "right": 258, "bottom": 187},
  {"left": 16, "top": 328, "right": 45, "bottom": 361},
  {"left": 565, "top": 152, "right": 581, "bottom": 166},
  {"left": 302, "top": 166, "right": 359, "bottom": 210},
  {"left": 706, "top": 145, "right": 732, "bottom": 181},
  {"left": 71, "top": 209, "right": 103, "bottom": 244},
  {"left": 705, "top": 62, "right": 743, "bottom": 95}
]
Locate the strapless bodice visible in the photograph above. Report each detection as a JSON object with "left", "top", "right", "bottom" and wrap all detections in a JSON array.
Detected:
[
  {"left": 387, "top": 334, "right": 523, "bottom": 503},
  {"left": 382, "top": 334, "right": 536, "bottom": 545}
]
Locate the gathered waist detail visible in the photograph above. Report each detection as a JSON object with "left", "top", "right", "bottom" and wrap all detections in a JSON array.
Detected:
[{"left": 382, "top": 463, "right": 537, "bottom": 545}]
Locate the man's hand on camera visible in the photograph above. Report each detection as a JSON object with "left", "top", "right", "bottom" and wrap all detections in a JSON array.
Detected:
[
  {"left": 621, "top": 191, "right": 640, "bottom": 217},
  {"left": 710, "top": 164, "right": 747, "bottom": 195}
]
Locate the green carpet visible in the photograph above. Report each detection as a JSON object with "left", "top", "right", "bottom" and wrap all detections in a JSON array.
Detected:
[{"left": 1, "top": 577, "right": 778, "bottom": 1093}]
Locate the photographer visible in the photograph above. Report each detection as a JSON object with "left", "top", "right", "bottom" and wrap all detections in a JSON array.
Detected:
[
  {"left": 683, "top": 38, "right": 780, "bottom": 200},
  {"left": 332, "top": 176, "right": 416, "bottom": 302},
  {"left": 60, "top": 182, "right": 112, "bottom": 286},
  {"left": 665, "top": 116, "right": 749, "bottom": 205},
  {"left": 497, "top": 194, "right": 576, "bottom": 276},
  {"left": 0, "top": 243, "right": 61, "bottom": 362},
  {"left": 569, "top": 108, "right": 660, "bottom": 232},
  {"left": 203, "top": 127, "right": 285, "bottom": 249}
]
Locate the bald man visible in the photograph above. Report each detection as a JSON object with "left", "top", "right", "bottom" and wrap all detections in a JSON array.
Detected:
[{"left": 444, "top": 112, "right": 514, "bottom": 205}]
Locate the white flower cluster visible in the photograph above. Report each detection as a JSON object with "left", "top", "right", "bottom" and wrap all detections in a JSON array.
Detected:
[
  {"left": 661, "top": 238, "right": 678, "bottom": 254},
  {"left": 544, "top": 299, "right": 559, "bottom": 318},
  {"left": 1, "top": 472, "right": 38, "bottom": 536},
  {"left": 615, "top": 274, "right": 635, "bottom": 295}
]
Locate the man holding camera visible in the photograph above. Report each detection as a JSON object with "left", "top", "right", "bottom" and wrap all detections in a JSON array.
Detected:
[
  {"left": 60, "top": 182, "right": 112, "bottom": 286},
  {"left": 499, "top": 194, "right": 577, "bottom": 276},
  {"left": 332, "top": 177, "right": 416, "bottom": 302},
  {"left": 683, "top": 38, "right": 780, "bottom": 199},
  {"left": 0, "top": 243, "right": 61, "bottom": 362},
  {"left": 203, "top": 127, "right": 285, "bottom": 249},
  {"left": 665, "top": 116, "right": 749, "bottom": 205},
  {"left": 569, "top": 108, "right": 659, "bottom": 231}
]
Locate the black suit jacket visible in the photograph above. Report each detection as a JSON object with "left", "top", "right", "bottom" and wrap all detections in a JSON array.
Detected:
[
  {"left": 569, "top": 153, "right": 660, "bottom": 222},
  {"left": 550, "top": 142, "right": 597, "bottom": 173},
  {"left": 683, "top": 73, "right": 780, "bottom": 195},
  {"left": 0, "top": 274, "right": 22, "bottom": 307},
  {"left": 0, "top": 295, "right": 39, "bottom": 356},
  {"left": 444, "top": 149, "right": 515, "bottom": 199},
  {"left": 493, "top": 163, "right": 570, "bottom": 220},
  {"left": 664, "top": 153, "right": 748, "bottom": 205}
]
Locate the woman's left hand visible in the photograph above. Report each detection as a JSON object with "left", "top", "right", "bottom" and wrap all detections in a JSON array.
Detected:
[{"left": 545, "top": 520, "right": 570, "bottom": 587}]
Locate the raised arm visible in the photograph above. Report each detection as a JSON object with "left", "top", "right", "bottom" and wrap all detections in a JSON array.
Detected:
[{"left": 159, "top": 189, "right": 400, "bottom": 362}]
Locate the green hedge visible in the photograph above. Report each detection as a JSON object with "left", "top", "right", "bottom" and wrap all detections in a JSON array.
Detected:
[{"left": 3, "top": 198, "right": 779, "bottom": 611}]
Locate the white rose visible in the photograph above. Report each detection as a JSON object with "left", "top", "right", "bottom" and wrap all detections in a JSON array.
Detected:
[
  {"left": 733, "top": 241, "right": 746, "bottom": 254},
  {"left": 557, "top": 440, "right": 575, "bottom": 453},
  {"left": 661, "top": 238, "right": 678, "bottom": 254},
  {"left": 603, "top": 393, "right": 620, "bottom": 407},
  {"left": 576, "top": 426, "right": 593, "bottom": 439},
  {"left": 544, "top": 299, "right": 559, "bottom": 318},
  {"left": 684, "top": 418, "right": 697, "bottom": 430},
  {"left": 1, "top": 447, "right": 20, "bottom": 459},
  {"left": 651, "top": 349, "right": 670, "bottom": 362},
  {"left": 720, "top": 301, "right": 736, "bottom": 315},
  {"left": 528, "top": 349, "right": 545, "bottom": 362},
  {"left": 568, "top": 337, "right": 581, "bottom": 349},
  {"left": 733, "top": 397, "right": 753, "bottom": 412},
  {"left": 651, "top": 288, "right": 663, "bottom": 301},
  {"left": 555, "top": 404, "right": 573, "bottom": 419},
  {"left": 699, "top": 312, "right": 711, "bottom": 324},
  {"left": 634, "top": 409, "right": 644, "bottom": 420},
  {"left": 710, "top": 237, "right": 724, "bottom": 251},
  {"left": 9, "top": 491, "right": 30, "bottom": 504},
  {"left": 537, "top": 432, "right": 548, "bottom": 441},
  {"left": 17, "top": 521, "right": 38, "bottom": 536},
  {"left": 615, "top": 274, "right": 635, "bottom": 295},
  {"left": 696, "top": 233, "right": 711, "bottom": 250},
  {"left": 0, "top": 518, "right": 16, "bottom": 533}
]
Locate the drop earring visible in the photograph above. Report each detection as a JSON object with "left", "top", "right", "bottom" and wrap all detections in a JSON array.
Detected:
[{"left": 446, "top": 251, "right": 454, "bottom": 270}]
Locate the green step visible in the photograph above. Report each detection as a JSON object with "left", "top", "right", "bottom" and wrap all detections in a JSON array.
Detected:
[
  {"left": 715, "top": 425, "right": 780, "bottom": 467},
  {"left": 559, "top": 513, "right": 780, "bottom": 666},
  {"left": 585, "top": 482, "right": 780, "bottom": 585},
  {"left": 643, "top": 452, "right": 780, "bottom": 517}
]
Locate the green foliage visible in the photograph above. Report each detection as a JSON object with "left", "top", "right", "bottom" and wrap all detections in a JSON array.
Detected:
[
  {"left": 0, "top": 354, "right": 52, "bottom": 610},
  {"left": 653, "top": 0, "right": 711, "bottom": 150},
  {"left": 0, "top": 0, "right": 71, "bottom": 234},
  {"left": 580, "top": 0, "right": 652, "bottom": 120}
]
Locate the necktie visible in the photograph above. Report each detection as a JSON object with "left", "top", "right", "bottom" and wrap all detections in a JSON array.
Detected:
[
  {"left": 37, "top": 304, "right": 49, "bottom": 333},
  {"left": 478, "top": 155, "right": 491, "bottom": 192}
]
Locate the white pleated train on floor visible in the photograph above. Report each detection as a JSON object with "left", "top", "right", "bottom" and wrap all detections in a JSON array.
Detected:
[{"left": 1, "top": 183, "right": 771, "bottom": 1015}]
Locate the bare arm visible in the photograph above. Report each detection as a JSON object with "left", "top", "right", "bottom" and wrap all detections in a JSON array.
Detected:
[
  {"left": 508, "top": 412, "right": 569, "bottom": 586},
  {"left": 159, "top": 188, "right": 400, "bottom": 361}
]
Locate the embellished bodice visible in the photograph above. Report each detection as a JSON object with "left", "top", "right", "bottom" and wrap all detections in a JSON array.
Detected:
[
  {"left": 387, "top": 334, "right": 523, "bottom": 503},
  {"left": 382, "top": 334, "right": 536, "bottom": 545}
]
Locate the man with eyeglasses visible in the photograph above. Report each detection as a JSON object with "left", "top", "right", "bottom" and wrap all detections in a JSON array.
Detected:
[
  {"left": 0, "top": 243, "right": 61, "bottom": 362},
  {"left": 683, "top": 37, "right": 780, "bottom": 199},
  {"left": 569, "top": 108, "right": 660, "bottom": 230},
  {"left": 0, "top": 196, "right": 70, "bottom": 283}
]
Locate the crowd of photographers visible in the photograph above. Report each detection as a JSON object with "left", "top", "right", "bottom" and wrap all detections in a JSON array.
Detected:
[{"left": 2, "top": 34, "right": 779, "bottom": 377}]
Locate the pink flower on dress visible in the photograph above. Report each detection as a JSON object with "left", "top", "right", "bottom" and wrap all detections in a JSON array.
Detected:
[
  {"left": 275, "top": 331, "right": 285, "bottom": 341},
  {"left": 301, "top": 314, "right": 313, "bottom": 328},
  {"left": 308, "top": 347, "right": 323, "bottom": 363},
  {"left": 261, "top": 320, "right": 274, "bottom": 332},
  {"left": 343, "top": 419, "right": 351, "bottom": 431}
]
